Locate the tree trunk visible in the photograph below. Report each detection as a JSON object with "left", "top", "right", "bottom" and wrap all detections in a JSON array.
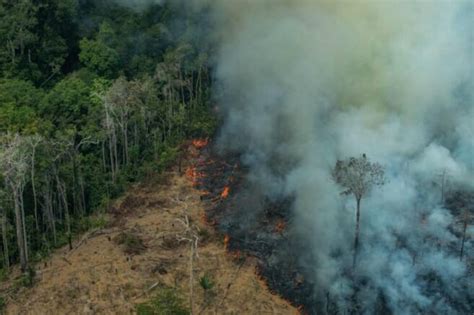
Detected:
[
  {"left": 1, "top": 208, "right": 9, "bottom": 269},
  {"left": 113, "top": 133, "right": 119, "bottom": 176},
  {"left": 195, "top": 66, "right": 203, "bottom": 109},
  {"left": 179, "top": 70, "right": 186, "bottom": 105},
  {"left": 46, "top": 187, "right": 57, "bottom": 246},
  {"left": 56, "top": 175, "right": 72, "bottom": 250},
  {"left": 31, "top": 147, "right": 39, "bottom": 231},
  {"left": 19, "top": 188, "right": 28, "bottom": 262},
  {"left": 72, "top": 151, "right": 78, "bottom": 216},
  {"left": 353, "top": 197, "right": 361, "bottom": 269},
  {"left": 80, "top": 177, "right": 86, "bottom": 216},
  {"left": 108, "top": 139, "right": 115, "bottom": 182},
  {"left": 123, "top": 124, "right": 129, "bottom": 166},
  {"left": 189, "top": 242, "right": 195, "bottom": 315},
  {"left": 102, "top": 140, "right": 107, "bottom": 172},
  {"left": 13, "top": 189, "right": 27, "bottom": 272}
]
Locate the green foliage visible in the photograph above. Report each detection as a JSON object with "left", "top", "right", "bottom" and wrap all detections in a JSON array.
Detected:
[
  {"left": 79, "top": 38, "right": 120, "bottom": 78},
  {"left": 0, "top": 104, "right": 38, "bottom": 134},
  {"left": 76, "top": 215, "right": 109, "bottom": 233},
  {"left": 0, "top": 79, "right": 43, "bottom": 108},
  {"left": 40, "top": 76, "right": 93, "bottom": 131},
  {"left": 0, "top": 0, "right": 78, "bottom": 84},
  {"left": 156, "top": 147, "right": 179, "bottom": 172},
  {"left": 0, "top": 269, "right": 8, "bottom": 282},
  {"left": 0, "top": 0, "right": 216, "bottom": 273},
  {"left": 199, "top": 274, "right": 214, "bottom": 291},
  {"left": 136, "top": 286, "right": 189, "bottom": 315},
  {"left": 0, "top": 79, "right": 42, "bottom": 133},
  {"left": 17, "top": 266, "right": 36, "bottom": 288},
  {"left": 188, "top": 107, "right": 218, "bottom": 138}
]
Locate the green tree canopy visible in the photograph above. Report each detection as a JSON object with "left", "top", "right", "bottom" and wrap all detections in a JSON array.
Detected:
[
  {"left": 39, "top": 76, "right": 93, "bottom": 132},
  {"left": 79, "top": 38, "right": 120, "bottom": 78},
  {"left": 0, "top": 79, "right": 42, "bottom": 133}
]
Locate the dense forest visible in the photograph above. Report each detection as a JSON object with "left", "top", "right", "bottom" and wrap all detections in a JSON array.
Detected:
[{"left": 0, "top": 0, "right": 215, "bottom": 273}]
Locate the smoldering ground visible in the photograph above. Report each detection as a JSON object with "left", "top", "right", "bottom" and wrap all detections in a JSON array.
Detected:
[{"left": 203, "top": 1, "right": 473, "bottom": 314}]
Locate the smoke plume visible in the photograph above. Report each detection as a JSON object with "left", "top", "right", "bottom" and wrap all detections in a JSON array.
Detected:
[{"left": 193, "top": 1, "right": 473, "bottom": 314}]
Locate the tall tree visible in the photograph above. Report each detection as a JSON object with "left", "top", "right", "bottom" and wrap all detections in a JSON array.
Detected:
[
  {"left": 332, "top": 154, "right": 385, "bottom": 268},
  {"left": 26, "top": 134, "right": 42, "bottom": 231}
]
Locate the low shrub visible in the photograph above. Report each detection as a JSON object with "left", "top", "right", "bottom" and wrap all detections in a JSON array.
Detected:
[
  {"left": 114, "top": 231, "right": 146, "bottom": 255},
  {"left": 136, "top": 286, "right": 188, "bottom": 315}
]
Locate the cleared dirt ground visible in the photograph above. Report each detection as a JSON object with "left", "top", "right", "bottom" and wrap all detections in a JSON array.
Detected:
[{"left": 2, "top": 167, "right": 297, "bottom": 315}]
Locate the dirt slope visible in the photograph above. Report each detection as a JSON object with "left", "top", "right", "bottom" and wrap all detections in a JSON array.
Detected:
[{"left": 3, "top": 168, "right": 297, "bottom": 315}]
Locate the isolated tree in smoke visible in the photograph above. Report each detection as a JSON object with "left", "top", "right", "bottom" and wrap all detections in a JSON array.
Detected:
[{"left": 332, "top": 154, "right": 385, "bottom": 268}]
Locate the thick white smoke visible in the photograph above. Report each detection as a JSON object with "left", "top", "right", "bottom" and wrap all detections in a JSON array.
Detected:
[{"left": 195, "top": 1, "right": 473, "bottom": 314}]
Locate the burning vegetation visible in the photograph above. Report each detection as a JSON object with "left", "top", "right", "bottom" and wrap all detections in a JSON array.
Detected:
[
  {"left": 192, "top": 138, "right": 209, "bottom": 149},
  {"left": 185, "top": 139, "right": 318, "bottom": 313},
  {"left": 221, "top": 186, "right": 230, "bottom": 199},
  {"left": 184, "top": 137, "right": 474, "bottom": 314},
  {"left": 274, "top": 220, "right": 287, "bottom": 234}
]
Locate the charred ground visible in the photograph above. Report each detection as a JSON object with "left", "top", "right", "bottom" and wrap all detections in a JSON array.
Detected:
[
  {"left": 188, "top": 140, "right": 474, "bottom": 315},
  {"left": 187, "top": 140, "right": 319, "bottom": 313}
]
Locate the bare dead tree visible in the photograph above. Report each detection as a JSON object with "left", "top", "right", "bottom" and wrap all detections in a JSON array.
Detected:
[
  {"left": 173, "top": 197, "right": 200, "bottom": 315},
  {"left": 332, "top": 154, "right": 385, "bottom": 268},
  {"left": 105, "top": 78, "right": 133, "bottom": 167},
  {"left": 26, "top": 134, "right": 42, "bottom": 232},
  {"left": 155, "top": 58, "right": 187, "bottom": 139},
  {"left": 55, "top": 171, "right": 72, "bottom": 250},
  {"left": 48, "top": 137, "right": 73, "bottom": 249},
  {"left": 66, "top": 135, "right": 98, "bottom": 217},
  {"left": 101, "top": 88, "right": 119, "bottom": 182},
  {"left": 41, "top": 176, "right": 57, "bottom": 245}
]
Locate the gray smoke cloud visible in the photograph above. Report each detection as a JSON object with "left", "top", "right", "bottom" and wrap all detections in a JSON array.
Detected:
[{"left": 192, "top": 0, "right": 473, "bottom": 313}]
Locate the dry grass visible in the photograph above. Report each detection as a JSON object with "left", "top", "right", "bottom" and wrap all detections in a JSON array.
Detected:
[{"left": 3, "top": 168, "right": 297, "bottom": 315}]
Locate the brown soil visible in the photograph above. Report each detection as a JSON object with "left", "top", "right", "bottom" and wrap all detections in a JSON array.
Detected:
[{"left": 2, "top": 169, "right": 297, "bottom": 315}]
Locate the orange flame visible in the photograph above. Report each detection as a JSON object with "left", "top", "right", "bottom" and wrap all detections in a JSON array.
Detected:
[
  {"left": 274, "top": 220, "right": 286, "bottom": 234},
  {"left": 192, "top": 138, "right": 208, "bottom": 149},
  {"left": 185, "top": 166, "right": 195, "bottom": 179},
  {"left": 221, "top": 186, "right": 230, "bottom": 199},
  {"left": 185, "top": 166, "right": 206, "bottom": 186},
  {"left": 224, "top": 234, "right": 230, "bottom": 249},
  {"left": 200, "top": 190, "right": 210, "bottom": 197}
]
